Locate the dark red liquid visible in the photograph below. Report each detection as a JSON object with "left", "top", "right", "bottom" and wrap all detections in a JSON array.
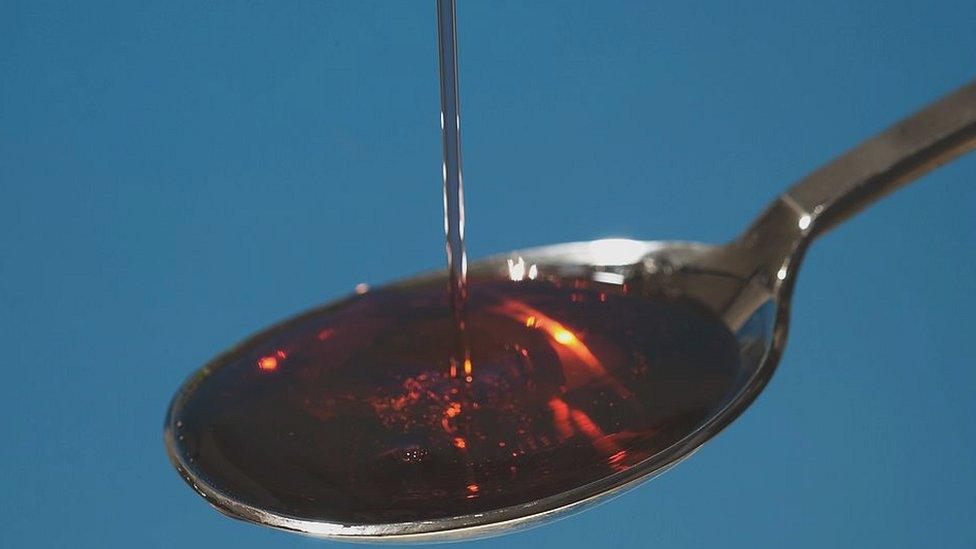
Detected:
[{"left": 168, "top": 275, "right": 742, "bottom": 524}]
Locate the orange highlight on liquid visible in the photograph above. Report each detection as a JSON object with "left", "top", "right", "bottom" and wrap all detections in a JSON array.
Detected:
[
  {"left": 257, "top": 350, "right": 287, "bottom": 372},
  {"left": 553, "top": 328, "right": 576, "bottom": 345},
  {"left": 493, "top": 300, "right": 604, "bottom": 385},
  {"left": 445, "top": 402, "right": 462, "bottom": 418}
]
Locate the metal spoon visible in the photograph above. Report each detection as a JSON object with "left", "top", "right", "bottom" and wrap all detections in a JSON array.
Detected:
[{"left": 165, "top": 80, "right": 976, "bottom": 541}]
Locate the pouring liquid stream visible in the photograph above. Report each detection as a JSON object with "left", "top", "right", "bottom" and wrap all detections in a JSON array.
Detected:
[{"left": 437, "top": 0, "right": 471, "bottom": 381}]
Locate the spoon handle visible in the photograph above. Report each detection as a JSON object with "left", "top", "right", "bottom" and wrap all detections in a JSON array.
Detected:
[{"left": 784, "top": 79, "right": 976, "bottom": 239}]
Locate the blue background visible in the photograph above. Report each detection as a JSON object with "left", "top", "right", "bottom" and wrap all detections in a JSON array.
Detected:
[{"left": 2, "top": 1, "right": 974, "bottom": 547}]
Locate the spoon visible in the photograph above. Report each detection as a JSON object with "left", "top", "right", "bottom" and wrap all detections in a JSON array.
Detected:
[{"left": 165, "top": 80, "right": 976, "bottom": 541}]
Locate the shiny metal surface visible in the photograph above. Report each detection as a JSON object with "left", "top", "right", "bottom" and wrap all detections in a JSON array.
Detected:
[{"left": 165, "top": 80, "right": 976, "bottom": 541}]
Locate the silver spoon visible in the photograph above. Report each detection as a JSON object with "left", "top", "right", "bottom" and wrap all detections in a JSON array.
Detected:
[{"left": 165, "top": 80, "right": 976, "bottom": 541}]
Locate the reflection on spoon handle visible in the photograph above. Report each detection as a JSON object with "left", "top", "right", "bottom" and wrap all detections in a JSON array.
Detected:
[{"left": 786, "top": 79, "right": 976, "bottom": 239}]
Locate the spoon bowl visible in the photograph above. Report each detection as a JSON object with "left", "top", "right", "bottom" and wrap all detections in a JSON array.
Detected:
[{"left": 165, "top": 237, "right": 778, "bottom": 542}]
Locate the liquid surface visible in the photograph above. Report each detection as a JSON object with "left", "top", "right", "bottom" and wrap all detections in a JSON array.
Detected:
[{"left": 168, "top": 275, "right": 743, "bottom": 524}]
